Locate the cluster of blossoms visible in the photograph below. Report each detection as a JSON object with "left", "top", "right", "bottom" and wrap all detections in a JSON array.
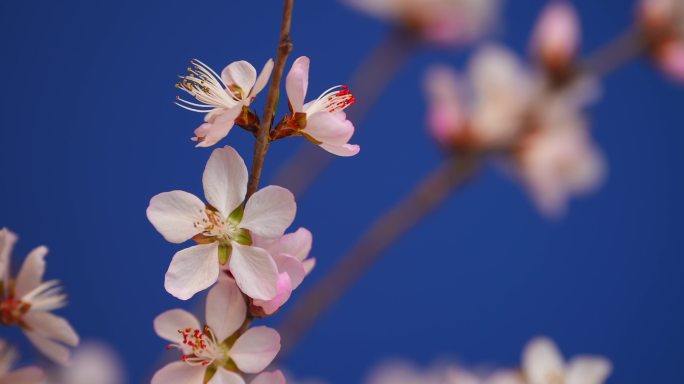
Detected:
[
  {"left": 424, "top": 1, "right": 604, "bottom": 217},
  {"left": 0, "top": 228, "right": 79, "bottom": 382},
  {"left": 366, "top": 337, "right": 611, "bottom": 384},
  {"left": 149, "top": 53, "right": 358, "bottom": 383}
]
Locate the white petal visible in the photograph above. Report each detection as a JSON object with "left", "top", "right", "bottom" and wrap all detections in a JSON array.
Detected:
[
  {"left": 153, "top": 309, "right": 201, "bottom": 345},
  {"left": 14, "top": 246, "right": 47, "bottom": 298},
  {"left": 241, "top": 186, "right": 296, "bottom": 239},
  {"left": 249, "top": 59, "right": 274, "bottom": 100},
  {"left": 165, "top": 244, "right": 220, "bottom": 300},
  {"left": 567, "top": 356, "right": 612, "bottom": 384},
  {"left": 523, "top": 337, "right": 566, "bottom": 384},
  {"left": 194, "top": 107, "right": 241, "bottom": 148},
  {"left": 0, "top": 366, "right": 44, "bottom": 384},
  {"left": 222, "top": 61, "right": 257, "bottom": 97},
  {"left": 147, "top": 191, "right": 205, "bottom": 244},
  {"left": 271, "top": 227, "right": 312, "bottom": 261},
  {"left": 251, "top": 272, "right": 292, "bottom": 315},
  {"left": 24, "top": 331, "right": 71, "bottom": 366},
  {"left": 274, "top": 253, "right": 306, "bottom": 289},
  {"left": 0, "top": 228, "right": 17, "bottom": 283},
  {"left": 203, "top": 146, "right": 248, "bottom": 217},
  {"left": 229, "top": 326, "right": 281, "bottom": 374},
  {"left": 22, "top": 312, "right": 79, "bottom": 347},
  {"left": 206, "top": 278, "right": 246, "bottom": 341},
  {"left": 251, "top": 370, "right": 286, "bottom": 384},
  {"left": 208, "top": 368, "right": 246, "bottom": 384},
  {"left": 151, "top": 362, "right": 205, "bottom": 384},
  {"left": 228, "top": 244, "right": 278, "bottom": 300},
  {"left": 302, "top": 258, "right": 316, "bottom": 276},
  {"left": 303, "top": 111, "right": 355, "bottom": 145},
  {"left": 319, "top": 142, "right": 361, "bottom": 157},
  {"left": 285, "top": 56, "right": 310, "bottom": 112}
]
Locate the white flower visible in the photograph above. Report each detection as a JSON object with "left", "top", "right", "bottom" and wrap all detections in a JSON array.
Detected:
[
  {"left": 343, "top": 0, "right": 500, "bottom": 45},
  {"left": 0, "top": 339, "right": 44, "bottom": 384},
  {"left": 523, "top": 337, "right": 612, "bottom": 384},
  {"left": 152, "top": 278, "right": 283, "bottom": 384},
  {"left": 252, "top": 228, "right": 316, "bottom": 315},
  {"left": 284, "top": 56, "right": 360, "bottom": 157},
  {"left": 47, "top": 341, "right": 126, "bottom": 384},
  {"left": 147, "top": 146, "right": 296, "bottom": 300},
  {"left": 0, "top": 228, "right": 79, "bottom": 366},
  {"left": 176, "top": 59, "right": 274, "bottom": 147}
]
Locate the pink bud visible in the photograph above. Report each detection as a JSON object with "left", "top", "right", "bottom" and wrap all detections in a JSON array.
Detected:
[
  {"left": 658, "top": 40, "right": 684, "bottom": 83},
  {"left": 531, "top": 1, "right": 580, "bottom": 70},
  {"left": 424, "top": 67, "right": 465, "bottom": 147}
]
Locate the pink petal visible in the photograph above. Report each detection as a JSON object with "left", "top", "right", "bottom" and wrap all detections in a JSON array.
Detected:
[
  {"left": 165, "top": 244, "right": 220, "bottom": 300},
  {"left": 147, "top": 191, "right": 205, "bottom": 244},
  {"left": 319, "top": 143, "right": 361, "bottom": 157},
  {"left": 23, "top": 331, "right": 71, "bottom": 366},
  {"left": 659, "top": 41, "right": 684, "bottom": 83},
  {"left": 14, "top": 246, "right": 47, "bottom": 298},
  {"left": 229, "top": 326, "right": 281, "bottom": 374},
  {"left": 0, "top": 367, "right": 44, "bottom": 384},
  {"left": 221, "top": 61, "right": 257, "bottom": 96},
  {"left": 250, "top": 59, "right": 275, "bottom": 100},
  {"left": 0, "top": 228, "right": 17, "bottom": 283},
  {"left": 532, "top": 1, "right": 580, "bottom": 63},
  {"left": 274, "top": 253, "right": 306, "bottom": 289},
  {"left": 229, "top": 244, "right": 278, "bottom": 300},
  {"left": 241, "top": 186, "right": 296, "bottom": 239},
  {"left": 208, "top": 368, "right": 246, "bottom": 384},
  {"left": 567, "top": 357, "right": 612, "bottom": 384},
  {"left": 251, "top": 370, "right": 287, "bottom": 384},
  {"left": 302, "top": 258, "right": 316, "bottom": 276},
  {"left": 523, "top": 337, "right": 566, "bottom": 384},
  {"left": 203, "top": 146, "right": 248, "bottom": 218},
  {"left": 285, "top": 56, "right": 310, "bottom": 112},
  {"left": 424, "top": 66, "right": 464, "bottom": 146},
  {"left": 303, "top": 112, "right": 355, "bottom": 146},
  {"left": 151, "top": 362, "right": 205, "bottom": 384},
  {"left": 206, "top": 278, "right": 246, "bottom": 341},
  {"left": 271, "top": 227, "right": 313, "bottom": 261},
  {"left": 22, "top": 312, "right": 79, "bottom": 347},
  {"left": 153, "top": 309, "right": 201, "bottom": 346},
  {"left": 252, "top": 272, "right": 293, "bottom": 315},
  {"left": 194, "top": 107, "right": 242, "bottom": 148}
]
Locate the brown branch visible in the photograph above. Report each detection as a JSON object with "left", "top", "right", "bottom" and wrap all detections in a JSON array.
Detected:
[
  {"left": 278, "top": 153, "right": 479, "bottom": 354},
  {"left": 581, "top": 27, "right": 646, "bottom": 78},
  {"left": 246, "top": 0, "right": 295, "bottom": 199},
  {"left": 271, "top": 28, "right": 417, "bottom": 197}
]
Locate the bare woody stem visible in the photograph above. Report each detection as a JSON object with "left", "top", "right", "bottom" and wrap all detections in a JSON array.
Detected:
[
  {"left": 279, "top": 153, "right": 479, "bottom": 354},
  {"left": 278, "top": 26, "right": 648, "bottom": 355},
  {"left": 246, "top": 0, "right": 295, "bottom": 199}
]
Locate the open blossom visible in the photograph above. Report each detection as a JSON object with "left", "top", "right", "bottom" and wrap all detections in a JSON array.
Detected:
[
  {"left": 424, "top": 45, "right": 533, "bottom": 149},
  {"left": 523, "top": 337, "right": 612, "bottom": 384},
  {"left": 531, "top": 1, "right": 580, "bottom": 72},
  {"left": 252, "top": 228, "right": 316, "bottom": 315},
  {"left": 343, "top": 0, "right": 500, "bottom": 46},
  {"left": 152, "top": 277, "right": 283, "bottom": 384},
  {"left": 640, "top": 0, "right": 684, "bottom": 81},
  {"left": 147, "top": 146, "right": 296, "bottom": 300},
  {"left": 0, "top": 229, "right": 79, "bottom": 366},
  {"left": 176, "top": 59, "right": 274, "bottom": 147},
  {"left": 0, "top": 339, "right": 44, "bottom": 384},
  {"left": 283, "top": 56, "right": 360, "bottom": 157},
  {"left": 48, "top": 341, "right": 126, "bottom": 384}
]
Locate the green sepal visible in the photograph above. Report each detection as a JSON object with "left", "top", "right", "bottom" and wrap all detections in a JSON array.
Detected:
[
  {"left": 232, "top": 228, "right": 252, "bottom": 246},
  {"left": 228, "top": 205, "right": 244, "bottom": 225},
  {"left": 218, "top": 243, "right": 232, "bottom": 265},
  {"left": 203, "top": 365, "right": 217, "bottom": 384}
]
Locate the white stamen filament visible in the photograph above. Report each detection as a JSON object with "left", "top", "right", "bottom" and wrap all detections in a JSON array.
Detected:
[{"left": 21, "top": 280, "right": 67, "bottom": 312}]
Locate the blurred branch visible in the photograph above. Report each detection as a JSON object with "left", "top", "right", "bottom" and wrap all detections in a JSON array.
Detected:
[
  {"left": 279, "top": 153, "right": 479, "bottom": 354},
  {"left": 246, "top": 0, "right": 295, "bottom": 199},
  {"left": 272, "top": 28, "right": 417, "bottom": 197},
  {"left": 581, "top": 27, "right": 646, "bottom": 78}
]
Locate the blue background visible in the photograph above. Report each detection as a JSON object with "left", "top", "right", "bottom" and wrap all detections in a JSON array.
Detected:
[{"left": 1, "top": 0, "right": 682, "bottom": 383}]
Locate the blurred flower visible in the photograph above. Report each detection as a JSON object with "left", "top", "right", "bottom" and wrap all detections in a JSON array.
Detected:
[
  {"left": 47, "top": 341, "right": 126, "bottom": 384},
  {"left": 147, "top": 146, "right": 296, "bottom": 300},
  {"left": 366, "top": 361, "right": 524, "bottom": 384},
  {"left": 516, "top": 78, "right": 605, "bottom": 217},
  {"left": 152, "top": 278, "right": 281, "bottom": 384},
  {"left": 531, "top": 2, "right": 581, "bottom": 74},
  {"left": 522, "top": 337, "right": 612, "bottom": 384},
  {"left": 424, "top": 45, "right": 534, "bottom": 150},
  {"left": 639, "top": 0, "right": 684, "bottom": 81},
  {"left": 252, "top": 228, "right": 316, "bottom": 316},
  {"left": 0, "top": 339, "right": 44, "bottom": 384},
  {"left": 281, "top": 56, "right": 360, "bottom": 157},
  {"left": 176, "top": 59, "right": 273, "bottom": 147},
  {"left": 0, "top": 228, "right": 79, "bottom": 366},
  {"left": 343, "top": 0, "right": 500, "bottom": 46}
]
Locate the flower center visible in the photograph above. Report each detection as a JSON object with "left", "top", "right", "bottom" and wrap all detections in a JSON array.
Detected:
[
  {"left": 192, "top": 207, "right": 251, "bottom": 246},
  {"left": 0, "top": 296, "right": 30, "bottom": 327},
  {"left": 305, "top": 85, "right": 356, "bottom": 115},
  {"left": 168, "top": 326, "right": 225, "bottom": 367},
  {"left": 176, "top": 59, "right": 239, "bottom": 113}
]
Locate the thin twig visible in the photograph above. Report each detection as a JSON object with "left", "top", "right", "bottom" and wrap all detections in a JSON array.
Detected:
[
  {"left": 272, "top": 28, "right": 417, "bottom": 197},
  {"left": 581, "top": 27, "right": 646, "bottom": 77},
  {"left": 279, "top": 153, "right": 479, "bottom": 354},
  {"left": 246, "top": 0, "right": 295, "bottom": 199}
]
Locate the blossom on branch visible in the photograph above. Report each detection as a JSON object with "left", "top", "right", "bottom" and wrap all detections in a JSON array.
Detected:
[
  {"left": 523, "top": 337, "right": 612, "bottom": 384},
  {"left": 147, "top": 146, "right": 296, "bottom": 301},
  {"left": 0, "top": 229, "right": 79, "bottom": 366},
  {"left": 0, "top": 339, "right": 44, "bottom": 384},
  {"left": 176, "top": 59, "right": 274, "bottom": 147},
  {"left": 152, "top": 278, "right": 283, "bottom": 384}
]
